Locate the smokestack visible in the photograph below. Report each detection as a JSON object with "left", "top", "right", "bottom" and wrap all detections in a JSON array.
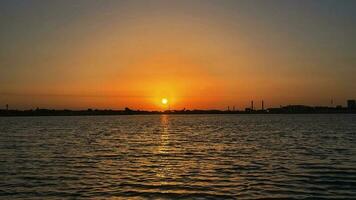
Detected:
[
  {"left": 251, "top": 101, "right": 254, "bottom": 110},
  {"left": 6, "top": 104, "right": 8, "bottom": 111},
  {"left": 262, "top": 100, "right": 264, "bottom": 110}
]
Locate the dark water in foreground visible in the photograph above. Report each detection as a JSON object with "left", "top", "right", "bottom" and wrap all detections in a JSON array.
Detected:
[{"left": 0, "top": 114, "right": 356, "bottom": 199}]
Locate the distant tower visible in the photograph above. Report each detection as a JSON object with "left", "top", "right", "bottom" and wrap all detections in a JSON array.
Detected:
[
  {"left": 233, "top": 106, "right": 235, "bottom": 111},
  {"left": 251, "top": 101, "right": 254, "bottom": 110},
  {"left": 331, "top": 99, "right": 334, "bottom": 107},
  {"left": 262, "top": 100, "right": 264, "bottom": 110},
  {"left": 6, "top": 104, "right": 8, "bottom": 111}
]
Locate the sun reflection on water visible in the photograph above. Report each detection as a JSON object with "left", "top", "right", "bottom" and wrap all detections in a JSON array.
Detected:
[
  {"left": 158, "top": 115, "right": 169, "bottom": 154},
  {"left": 155, "top": 114, "right": 173, "bottom": 181}
]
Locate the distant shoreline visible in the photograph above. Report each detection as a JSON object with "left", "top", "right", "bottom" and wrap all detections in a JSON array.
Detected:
[
  {"left": 1, "top": 113, "right": 356, "bottom": 117},
  {"left": 1, "top": 105, "right": 356, "bottom": 117}
]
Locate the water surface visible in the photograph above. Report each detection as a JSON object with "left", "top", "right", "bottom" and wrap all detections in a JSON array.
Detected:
[{"left": 0, "top": 114, "right": 356, "bottom": 199}]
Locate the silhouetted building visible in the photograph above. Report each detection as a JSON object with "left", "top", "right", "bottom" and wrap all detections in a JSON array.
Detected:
[
  {"left": 124, "top": 107, "right": 133, "bottom": 113},
  {"left": 262, "top": 101, "right": 264, "bottom": 110},
  {"left": 347, "top": 100, "right": 356, "bottom": 109},
  {"left": 245, "top": 108, "right": 253, "bottom": 112},
  {"left": 251, "top": 101, "right": 254, "bottom": 110},
  {"left": 267, "top": 105, "right": 315, "bottom": 113}
]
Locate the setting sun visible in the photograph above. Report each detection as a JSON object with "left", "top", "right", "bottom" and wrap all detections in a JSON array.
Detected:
[{"left": 161, "top": 98, "right": 168, "bottom": 105}]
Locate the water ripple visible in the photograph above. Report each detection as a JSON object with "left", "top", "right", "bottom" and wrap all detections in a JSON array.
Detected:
[{"left": 0, "top": 114, "right": 356, "bottom": 199}]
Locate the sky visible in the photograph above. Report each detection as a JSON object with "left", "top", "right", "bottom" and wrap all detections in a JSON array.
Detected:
[{"left": 0, "top": 0, "right": 355, "bottom": 110}]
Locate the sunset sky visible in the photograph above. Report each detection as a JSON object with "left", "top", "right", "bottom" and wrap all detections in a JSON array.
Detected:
[{"left": 1, "top": 0, "right": 355, "bottom": 110}]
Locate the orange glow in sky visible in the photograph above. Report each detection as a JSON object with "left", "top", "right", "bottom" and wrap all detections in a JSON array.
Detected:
[{"left": 1, "top": 1, "right": 355, "bottom": 110}]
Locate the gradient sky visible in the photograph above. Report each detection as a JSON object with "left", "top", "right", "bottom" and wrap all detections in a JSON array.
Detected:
[{"left": 1, "top": 0, "right": 355, "bottom": 110}]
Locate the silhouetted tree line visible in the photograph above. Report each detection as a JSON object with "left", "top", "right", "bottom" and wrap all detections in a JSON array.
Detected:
[{"left": 0, "top": 105, "right": 355, "bottom": 116}]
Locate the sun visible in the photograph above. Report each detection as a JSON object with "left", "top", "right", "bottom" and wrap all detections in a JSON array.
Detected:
[{"left": 161, "top": 98, "right": 168, "bottom": 105}]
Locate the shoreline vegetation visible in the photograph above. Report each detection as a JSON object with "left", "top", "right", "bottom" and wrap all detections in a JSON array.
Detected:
[{"left": 1, "top": 105, "right": 356, "bottom": 116}]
